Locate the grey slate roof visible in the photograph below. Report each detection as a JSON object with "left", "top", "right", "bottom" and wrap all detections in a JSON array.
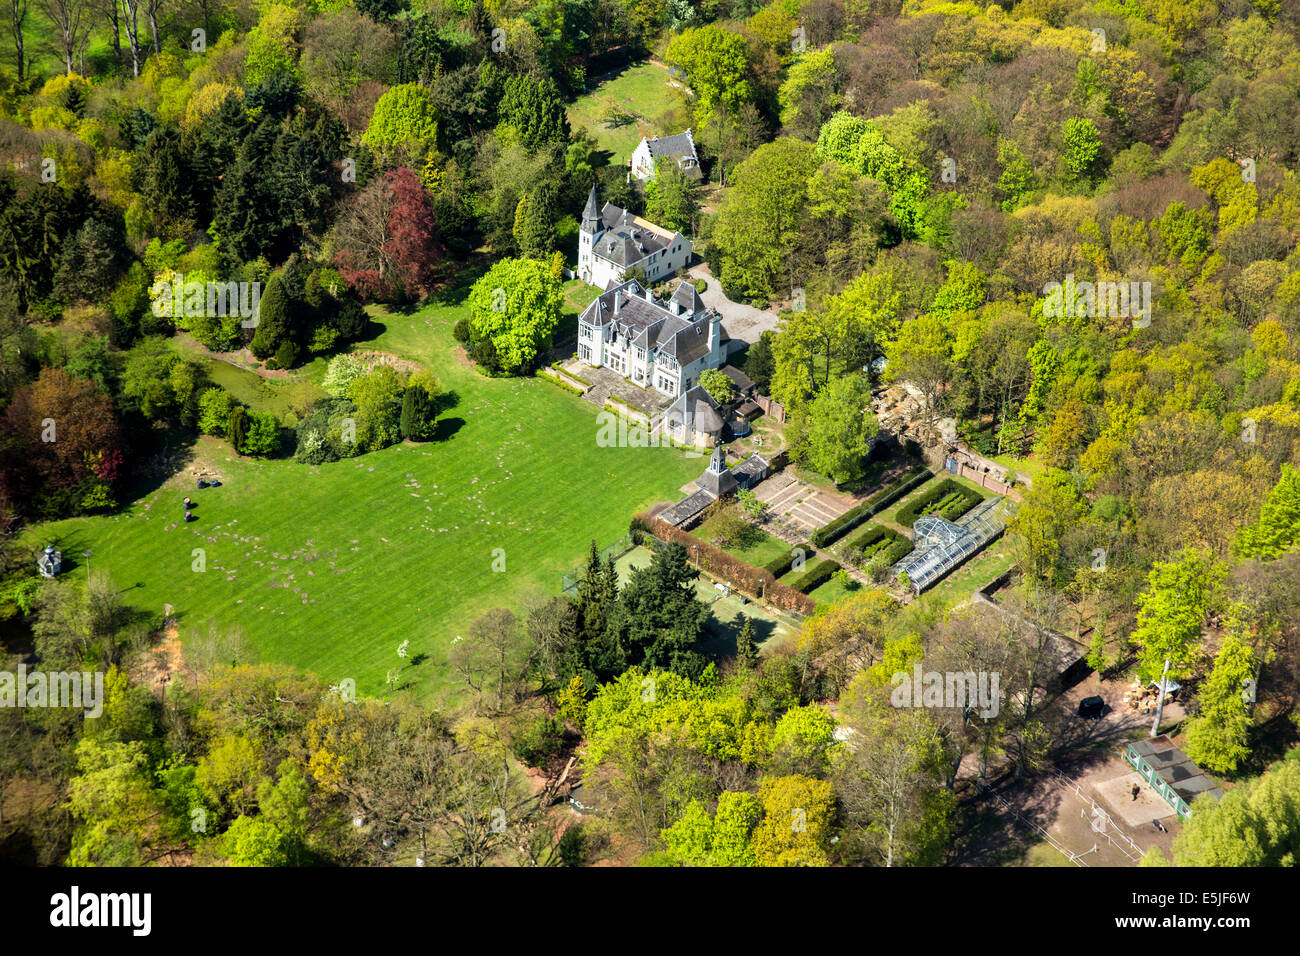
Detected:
[
  {"left": 666, "top": 385, "right": 724, "bottom": 436},
  {"left": 642, "top": 131, "right": 703, "bottom": 179},
  {"left": 579, "top": 280, "right": 715, "bottom": 364},
  {"left": 593, "top": 203, "right": 675, "bottom": 267}
]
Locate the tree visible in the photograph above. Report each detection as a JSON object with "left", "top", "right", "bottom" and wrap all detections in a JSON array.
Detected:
[
  {"left": 9, "top": 0, "right": 27, "bottom": 79},
  {"left": 1061, "top": 117, "right": 1104, "bottom": 183},
  {"left": 697, "top": 368, "right": 734, "bottom": 405},
  {"left": 664, "top": 25, "right": 755, "bottom": 125},
  {"left": 399, "top": 377, "right": 438, "bottom": 441},
  {"left": 1130, "top": 549, "right": 1225, "bottom": 683},
  {"left": 38, "top": 0, "right": 90, "bottom": 73},
  {"left": 749, "top": 774, "right": 834, "bottom": 867},
  {"left": 449, "top": 608, "right": 528, "bottom": 714},
  {"left": 466, "top": 258, "right": 562, "bottom": 374},
  {"left": 512, "top": 191, "right": 556, "bottom": 259},
  {"left": 644, "top": 157, "right": 699, "bottom": 234},
  {"left": 1172, "top": 753, "right": 1300, "bottom": 866},
  {"left": 362, "top": 82, "right": 438, "bottom": 169},
  {"left": 794, "top": 373, "right": 879, "bottom": 486},
  {"left": 498, "top": 74, "right": 569, "bottom": 151},
  {"left": 249, "top": 275, "right": 291, "bottom": 360},
  {"left": 884, "top": 312, "right": 953, "bottom": 437},
  {"left": 1184, "top": 620, "right": 1256, "bottom": 774},
  {"left": 3, "top": 367, "right": 121, "bottom": 516},
  {"left": 709, "top": 138, "right": 817, "bottom": 299},
  {"left": 736, "top": 614, "right": 759, "bottom": 669},
  {"left": 603, "top": 543, "right": 710, "bottom": 679},
  {"left": 744, "top": 330, "right": 776, "bottom": 392},
  {"left": 1236, "top": 465, "right": 1300, "bottom": 559}
]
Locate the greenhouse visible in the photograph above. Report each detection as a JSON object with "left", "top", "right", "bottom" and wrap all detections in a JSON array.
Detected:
[{"left": 893, "top": 495, "right": 1016, "bottom": 592}]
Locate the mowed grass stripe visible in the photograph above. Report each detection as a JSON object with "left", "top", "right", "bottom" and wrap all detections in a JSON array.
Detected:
[{"left": 31, "top": 296, "right": 703, "bottom": 702}]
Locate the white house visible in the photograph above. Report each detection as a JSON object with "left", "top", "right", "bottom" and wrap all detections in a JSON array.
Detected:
[
  {"left": 630, "top": 130, "right": 702, "bottom": 182},
  {"left": 577, "top": 278, "right": 725, "bottom": 399},
  {"left": 578, "top": 187, "right": 692, "bottom": 291}
]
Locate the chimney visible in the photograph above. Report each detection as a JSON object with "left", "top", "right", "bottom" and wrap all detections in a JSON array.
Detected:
[{"left": 614, "top": 290, "right": 622, "bottom": 313}]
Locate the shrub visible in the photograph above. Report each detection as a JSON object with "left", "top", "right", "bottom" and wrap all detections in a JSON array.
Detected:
[
  {"left": 763, "top": 543, "right": 813, "bottom": 577},
  {"left": 197, "top": 387, "right": 234, "bottom": 437},
  {"left": 512, "top": 715, "right": 565, "bottom": 768},
  {"left": 786, "top": 558, "right": 840, "bottom": 593},
  {"left": 694, "top": 278, "right": 707, "bottom": 293},
  {"left": 453, "top": 318, "right": 470, "bottom": 344},
  {"left": 811, "top": 465, "right": 931, "bottom": 547},
  {"left": 894, "top": 479, "right": 982, "bottom": 528},
  {"left": 271, "top": 339, "right": 298, "bottom": 370}
]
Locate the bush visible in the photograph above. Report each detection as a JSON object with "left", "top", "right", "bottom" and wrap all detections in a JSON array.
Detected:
[
  {"left": 239, "top": 411, "right": 281, "bottom": 457},
  {"left": 197, "top": 387, "right": 234, "bottom": 437},
  {"left": 763, "top": 543, "right": 813, "bottom": 577},
  {"left": 786, "top": 558, "right": 840, "bottom": 594},
  {"left": 512, "top": 715, "right": 565, "bottom": 768},
  {"left": 894, "top": 478, "right": 982, "bottom": 528},
  {"left": 810, "top": 465, "right": 931, "bottom": 547},
  {"left": 271, "top": 339, "right": 298, "bottom": 370},
  {"left": 694, "top": 278, "right": 707, "bottom": 293},
  {"left": 453, "top": 318, "right": 470, "bottom": 344}
]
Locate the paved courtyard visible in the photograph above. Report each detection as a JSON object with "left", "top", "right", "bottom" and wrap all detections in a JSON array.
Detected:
[
  {"left": 752, "top": 472, "right": 857, "bottom": 537},
  {"left": 684, "top": 263, "right": 781, "bottom": 346}
]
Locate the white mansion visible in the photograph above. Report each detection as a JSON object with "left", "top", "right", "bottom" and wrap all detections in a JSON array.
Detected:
[
  {"left": 578, "top": 187, "right": 692, "bottom": 291},
  {"left": 577, "top": 278, "right": 726, "bottom": 399},
  {"left": 630, "top": 130, "right": 702, "bottom": 182}
]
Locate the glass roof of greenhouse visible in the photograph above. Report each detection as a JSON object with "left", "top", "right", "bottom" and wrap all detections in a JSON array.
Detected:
[{"left": 894, "top": 496, "right": 1017, "bottom": 592}]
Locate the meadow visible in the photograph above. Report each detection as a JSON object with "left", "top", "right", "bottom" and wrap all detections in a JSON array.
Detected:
[
  {"left": 28, "top": 287, "right": 705, "bottom": 702},
  {"left": 566, "top": 61, "right": 682, "bottom": 165}
]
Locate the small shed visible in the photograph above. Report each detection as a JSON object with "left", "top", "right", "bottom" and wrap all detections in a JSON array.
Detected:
[{"left": 1125, "top": 735, "right": 1224, "bottom": 821}]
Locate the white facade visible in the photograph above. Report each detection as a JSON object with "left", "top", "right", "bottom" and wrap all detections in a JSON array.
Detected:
[
  {"left": 578, "top": 189, "right": 692, "bottom": 290},
  {"left": 630, "top": 130, "right": 702, "bottom": 182},
  {"left": 577, "top": 281, "right": 725, "bottom": 399}
]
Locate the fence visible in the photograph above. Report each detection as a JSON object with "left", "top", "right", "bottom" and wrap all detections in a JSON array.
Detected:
[
  {"left": 1049, "top": 770, "right": 1142, "bottom": 863},
  {"left": 560, "top": 533, "right": 636, "bottom": 593}
]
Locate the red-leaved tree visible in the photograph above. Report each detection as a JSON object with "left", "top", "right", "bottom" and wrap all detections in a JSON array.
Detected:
[{"left": 333, "top": 167, "right": 442, "bottom": 302}]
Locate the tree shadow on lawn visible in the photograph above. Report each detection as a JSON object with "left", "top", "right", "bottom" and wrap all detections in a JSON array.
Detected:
[
  {"left": 696, "top": 608, "right": 777, "bottom": 660},
  {"left": 431, "top": 417, "right": 466, "bottom": 443}
]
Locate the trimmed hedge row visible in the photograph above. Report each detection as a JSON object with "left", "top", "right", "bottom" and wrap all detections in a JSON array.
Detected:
[
  {"left": 537, "top": 370, "right": 585, "bottom": 396},
  {"left": 840, "top": 522, "right": 916, "bottom": 567},
  {"left": 786, "top": 558, "right": 841, "bottom": 594},
  {"left": 634, "top": 514, "right": 817, "bottom": 616},
  {"left": 762, "top": 543, "right": 813, "bottom": 577},
  {"left": 894, "top": 479, "right": 983, "bottom": 528},
  {"left": 811, "top": 465, "right": 932, "bottom": 547}
]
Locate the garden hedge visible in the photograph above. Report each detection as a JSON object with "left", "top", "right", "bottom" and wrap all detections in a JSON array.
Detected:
[
  {"left": 894, "top": 479, "right": 983, "bottom": 529},
  {"left": 762, "top": 543, "right": 813, "bottom": 578},
  {"left": 786, "top": 558, "right": 841, "bottom": 594},
  {"left": 811, "top": 465, "right": 932, "bottom": 547}
]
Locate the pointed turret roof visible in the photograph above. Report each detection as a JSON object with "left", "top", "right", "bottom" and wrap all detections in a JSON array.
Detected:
[{"left": 581, "top": 186, "right": 601, "bottom": 234}]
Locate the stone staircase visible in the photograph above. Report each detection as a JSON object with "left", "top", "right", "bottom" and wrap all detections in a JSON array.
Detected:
[{"left": 583, "top": 384, "right": 609, "bottom": 407}]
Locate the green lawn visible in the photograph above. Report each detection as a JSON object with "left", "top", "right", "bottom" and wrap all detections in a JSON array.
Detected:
[
  {"left": 689, "top": 515, "right": 789, "bottom": 568},
  {"left": 567, "top": 61, "right": 682, "bottom": 165},
  {"left": 27, "top": 291, "right": 704, "bottom": 703},
  {"left": 614, "top": 546, "right": 796, "bottom": 654},
  {"left": 806, "top": 572, "right": 862, "bottom": 607}
]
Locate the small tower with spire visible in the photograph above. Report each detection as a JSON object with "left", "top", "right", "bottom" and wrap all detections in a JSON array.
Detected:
[{"left": 579, "top": 186, "right": 602, "bottom": 283}]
